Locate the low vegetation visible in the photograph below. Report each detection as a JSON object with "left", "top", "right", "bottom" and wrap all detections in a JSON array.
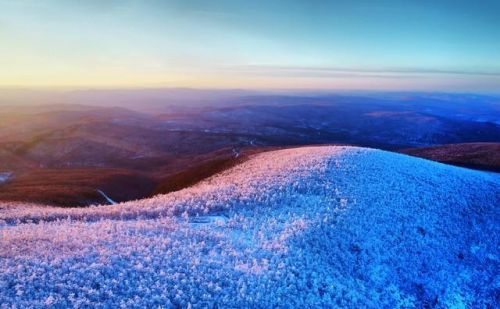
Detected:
[
  {"left": 1, "top": 146, "right": 498, "bottom": 307},
  {"left": 401, "top": 142, "right": 500, "bottom": 172}
]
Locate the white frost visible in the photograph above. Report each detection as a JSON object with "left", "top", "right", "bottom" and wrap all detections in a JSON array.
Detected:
[
  {"left": 0, "top": 172, "right": 11, "bottom": 184},
  {"left": 0, "top": 146, "right": 498, "bottom": 308},
  {"left": 96, "top": 189, "right": 117, "bottom": 205}
]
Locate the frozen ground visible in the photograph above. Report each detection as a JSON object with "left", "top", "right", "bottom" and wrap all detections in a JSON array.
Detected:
[{"left": 0, "top": 146, "right": 499, "bottom": 308}]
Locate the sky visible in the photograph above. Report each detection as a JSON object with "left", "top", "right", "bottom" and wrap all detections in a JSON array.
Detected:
[{"left": 1, "top": 0, "right": 499, "bottom": 92}]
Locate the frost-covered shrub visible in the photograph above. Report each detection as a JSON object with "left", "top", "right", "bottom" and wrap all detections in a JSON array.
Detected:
[{"left": 1, "top": 146, "right": 498, "bottom": 307}]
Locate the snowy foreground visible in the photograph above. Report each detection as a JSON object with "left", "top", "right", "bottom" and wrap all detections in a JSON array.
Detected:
[{"left": 1, "top": 146, "right": 499, "bottom": 308}]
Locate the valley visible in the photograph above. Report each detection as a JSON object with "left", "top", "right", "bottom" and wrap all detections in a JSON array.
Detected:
[{"left": 0, "top": 92, "right": 499, "bottom": 206}]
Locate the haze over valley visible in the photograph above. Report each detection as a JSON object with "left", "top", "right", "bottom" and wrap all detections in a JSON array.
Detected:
[
  {"left": 0, "top": 90, "right": 499, "bottom": 206},
  {"left": 1, "top": 0, "right": 499, "bottom": 307}
]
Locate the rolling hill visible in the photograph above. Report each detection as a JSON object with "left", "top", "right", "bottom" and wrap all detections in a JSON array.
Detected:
[
  {"left": 1, "top": 94, "right": 499, "bottom": 206},
  {"left": 401, "top": 142, "right": 500, "bottom": 172},
  {"left": 1, "top": 146, "right": 498, "bottom": 307}
]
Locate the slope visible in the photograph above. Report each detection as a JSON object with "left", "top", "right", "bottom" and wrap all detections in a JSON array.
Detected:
[
  {"left": 0, "top": 146, "right": 499, "bottom": 307},
  {"left": 401, "top": 142, "right": 500, "bottom": 172}
]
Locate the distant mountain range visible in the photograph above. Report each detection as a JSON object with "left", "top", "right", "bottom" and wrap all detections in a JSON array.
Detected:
[{"left": 0, "top": 92, "right": 498, "bottom": 206}]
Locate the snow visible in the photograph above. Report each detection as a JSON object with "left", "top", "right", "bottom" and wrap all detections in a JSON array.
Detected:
[
  {"left": 0, "top": 172, "right": 11, "bottom": 184},
  {"left": 0, "top": 146, "right": 499, "bottom": 308},
  {"left": 232, "top": 147, "right": 240, "bottom": 158},
  {"left": 96, "top": 189, "right": 117, "bottom": 205}
]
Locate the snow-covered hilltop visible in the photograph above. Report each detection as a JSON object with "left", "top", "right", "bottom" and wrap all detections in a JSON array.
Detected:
[{"left": 1, "top": 146, "right": 499, "bottom": 308}]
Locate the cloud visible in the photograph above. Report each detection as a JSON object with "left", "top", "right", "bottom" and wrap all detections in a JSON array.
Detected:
[{"left": 229, "top": 65, "right": 500, "bottom": 79}]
